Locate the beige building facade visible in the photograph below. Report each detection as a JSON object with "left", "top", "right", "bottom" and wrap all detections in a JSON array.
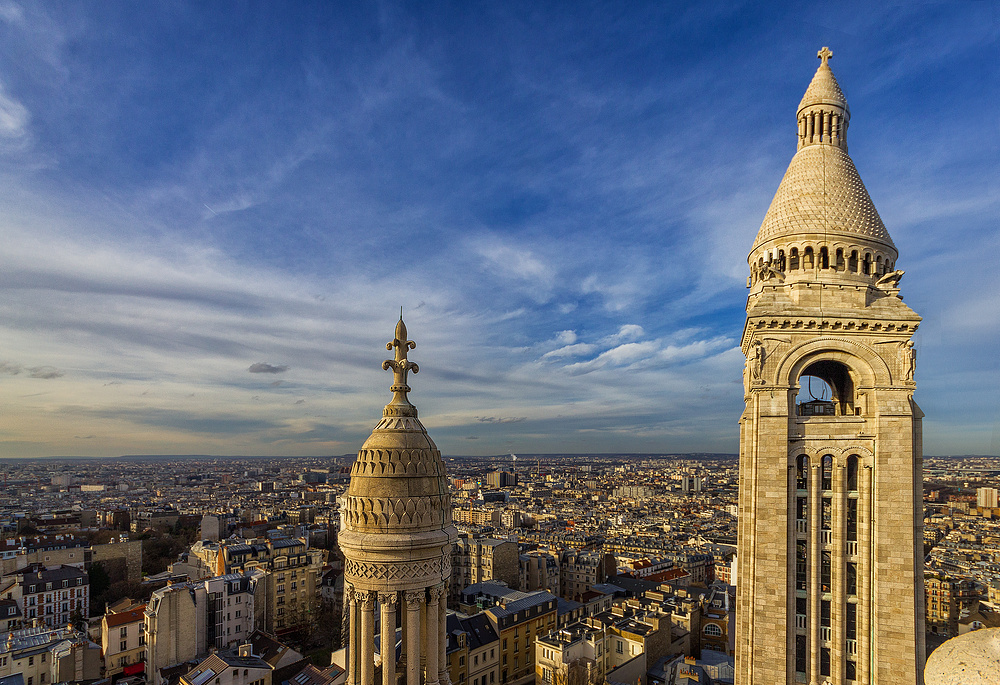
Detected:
[{"left": 736, "top": 48, "right": 925, "bottom": 684}]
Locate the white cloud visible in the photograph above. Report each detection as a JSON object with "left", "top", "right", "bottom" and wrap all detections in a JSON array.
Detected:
[
  {"left": 603, "top": 324, "right": 645, "bottom": 343},
  {"left": 543, "top": 343, "right": 597, "bottom": 359},
  {"left": 0, "top": 82, "right": 29, "bottom": 142},
  {"left": 0, "top": 1, "right": 24, "bottom": 24}
]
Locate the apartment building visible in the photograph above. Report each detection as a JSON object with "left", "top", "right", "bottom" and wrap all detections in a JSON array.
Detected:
[
  {"left": 189, "top": 537, "right": 323, "bottom": 635},
  {"left": 446, "top": 612, "right": 501, "bottom": 685},
  {"left": 558, "top": 551, "right": 615, "bottom": 602},
  {"left": 452, "top": 534, "right": 520, "bottom": 606},
  {"left": 178, "top": 647, "right": 272, "bottom": 685},
  {"left": 144, "top": 569, "right": 265, "bottom": 684},
  {"left": 101, "top": 602, "right": 147, "bottom": 679},
  {"left": 0, "top": 625, "right": 102, "bottom": 685},
  {"left": 9, "top": 564, "right": 89, "bottom": 628},
  {"left": 925, "top": 573, "right": 977, "bottom": 638},
  {"left": 486, "top": 593, "right": 558, "bottom": 685},
  {"left": 535, "top": 621, "right": 606, "bottom": 685},
  {"left": 520, "top": 552, "right": 560, "bottom": 598}
]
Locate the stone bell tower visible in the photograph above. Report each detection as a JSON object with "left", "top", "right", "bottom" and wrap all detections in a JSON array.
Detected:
[
  {"left": 340, "top": 316, "right": 457, "bottom": 685},
  {"left": 735, "top": 48, "right": 925, "bottom": 685}
]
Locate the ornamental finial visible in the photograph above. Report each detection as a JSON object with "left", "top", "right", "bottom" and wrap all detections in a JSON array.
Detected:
[
  {"left": 382, "top": 313, "right": 418, "bottom": 405},
  {"left": 818, "top": 46, "right": 832, "bottom": 67}
]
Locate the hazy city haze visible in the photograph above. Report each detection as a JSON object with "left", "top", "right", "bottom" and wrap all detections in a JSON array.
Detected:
[{"left": 0, "top": 2, "right": 996, "bottom": 458}]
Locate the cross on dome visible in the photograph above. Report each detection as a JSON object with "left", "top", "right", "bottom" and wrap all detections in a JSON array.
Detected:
[{"left": 818, "top": 46, "right": 833, "bottom": 66}]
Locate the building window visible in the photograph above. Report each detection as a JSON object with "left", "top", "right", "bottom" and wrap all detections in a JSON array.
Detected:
[
  {"left": 616, "top": 641, "right": 623, "bottom": 654},
  {"left": 121, "top": 640, "right": 128, "bottom": 651},
  {"left": 703, "top": 624, "right": 722, "bottom": 637}
]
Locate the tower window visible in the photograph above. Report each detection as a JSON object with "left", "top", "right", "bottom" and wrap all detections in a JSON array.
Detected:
[
  {"left": 821, "top": 648, "right": 831, "bottom": 677},
  {"left": 836, "top": 248, "right": 845, "bottom": 271},
  {"left": 821, "top": 552, "right": 832, "bottom": 591},
  {"left": 847, "top": 455, "right": 859, "bottom": 492},
  {"left": 804, "top": 246, "right": 814, "bottom": 269},
  {"left": 790, "top": 248, "right": 800, "bottom": 270},
  {"left": 846, "top": 602, "right": 857, "bottom": 639},
  {"left": 819, "top": 246, "right": 829, "bottom": 269},
  {"left": 796, "top": 541, "right": 807, "bottom": 591},
  {"left": 847, "top": 499, "right": 858, "bottom": 542},
  {"left": 822, "top": 455, "right": 833, "bottom": 491},
  {"left": 847, "top": 563, "right": 858, "bottom": 596},
  {"left": 795, "top": 635, "right": 807, "bottom": 673},
  {"left": 796, "top": 455, "right": 809, "bottom": 490},
  {"left": 848, "top": 250, "right": 858, "bottom": 272},
  {"left": 863, "top": 253, "right": 872, "bottom": 275}
]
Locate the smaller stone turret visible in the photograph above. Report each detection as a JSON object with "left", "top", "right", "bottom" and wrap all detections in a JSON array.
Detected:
[{"left": 340, "top": 315, "right": 456, "bottom": 685}]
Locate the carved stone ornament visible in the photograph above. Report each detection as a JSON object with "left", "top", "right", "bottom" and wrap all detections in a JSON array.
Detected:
[
  {"left": 378, "top": 591, "right": 398, "bottom": 606},
  {"left": 427, "top": 584, "right": 445, "bottom": 604},
  {"left": 345, "top": 557, "right": 445, "bottom": 582},
  {"left": 360, "top": 590, "right": 376, "bottom": 610},
  {"left": 900, "top": 340, "right": 916, "bottom": 382},
  {"left": 343, "top": 494, "right": 448, "bottom": 529},
  {"left": 750, "top": 340, "right": 766, "bottom": 383},
  {"left": 404, "top": 590, "right": 423, "bottom": 609}
]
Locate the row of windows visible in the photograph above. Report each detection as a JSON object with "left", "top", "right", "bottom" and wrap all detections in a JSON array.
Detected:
[
  {"left": 754, "top": 246, "right": 894, "bottom": 280},
  {"left": 795, "top": 454, "right": 861, "bottom": 492}
]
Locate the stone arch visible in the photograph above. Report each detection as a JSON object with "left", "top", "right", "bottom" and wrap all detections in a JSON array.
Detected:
[{"left": 777, "top": 337, "right": 892, "bottom": 390}]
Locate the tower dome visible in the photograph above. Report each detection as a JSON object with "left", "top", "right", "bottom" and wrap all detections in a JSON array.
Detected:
[
  {"left": 340, "top": 315, "right": 456, "bottom": 685},
  {"left": 748, "top": 47, "right": 898, "bottom": 290}
]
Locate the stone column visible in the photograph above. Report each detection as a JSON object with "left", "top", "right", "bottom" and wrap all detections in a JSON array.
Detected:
[
  {"left": 346, "top": 585, "right": 359, "bottom": 685},
  {"left": 380, "top": 591, "right": 398, "bottom": 685},
  {"left": 860, "top": 464, "right": 873, "bottom": 685},
  {"left": 425, "top": 585, "right": 443, "bottom": 685},
  {"left": 833, "top": 462, "right": 846, "bottom": 684},
  {"left": 420, "top": 591, "right": 428, "bottom": 669},
  {"left": 405, "top": 590, "right": 423, "bottom": 685},
  {"left": 438, "top": 585, "right": 450, "bottom": 685},
  {"left": 361, "top": 591, "right": 376, "bottom": 685},
  {"left": 809, "top": 460, "right": 820, "bottom": 684}
]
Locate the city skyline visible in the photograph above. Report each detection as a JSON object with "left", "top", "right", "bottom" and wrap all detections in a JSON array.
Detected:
[{"left": 1, "top": 2, "right": 997, "bottom": 458}]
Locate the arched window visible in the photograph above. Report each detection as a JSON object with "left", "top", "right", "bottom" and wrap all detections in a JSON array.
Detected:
[
  {"left": 804, "top": 246, "right": 814, "bottom": 269},
  {"left": 796, "top": 455, "right": 809, "bottom": 490},
  {"left": 863, "top": 253, "right": 872, "bottom": 275},
  {"left": 821, "top": 552, "right": 832, "bottom": 591},
  {"left": 848, "top": 250, "right": 858, "bottom": 272},
  {"left": 822, "top": 455, "right": 833, "bottom": 491},
  {"left": 790, "top": 248, "right": 800, "bottom": 270},
  {"left": 819, "top": 246, "right": 829, "bottom": 269},
  {"left": 704, "top": 624, "right": 723, "bottom": 637},
  {"left": 847, "top": 455, "right": 859, "bottom": 492},
  {"left": 876, "top": 255, "right": 883, "bottom": 274},
  {"left": 836, "top": 248, "right": 845, "bottom": 271},
  {"left": 778, "top": 249, "right": 786, "bottom": 271}
]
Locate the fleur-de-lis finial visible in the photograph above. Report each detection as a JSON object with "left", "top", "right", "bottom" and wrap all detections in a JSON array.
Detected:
[
  {"left": 382, "top": 312, "right": 418, "bottom": 405},
  {"left": 817, "top": 46, "right": 833, "bottom": 67}
]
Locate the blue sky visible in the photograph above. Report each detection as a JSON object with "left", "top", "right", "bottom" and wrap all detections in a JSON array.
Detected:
[{"left": 0, "top": 2, "right": 997, "bottom": 458}]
